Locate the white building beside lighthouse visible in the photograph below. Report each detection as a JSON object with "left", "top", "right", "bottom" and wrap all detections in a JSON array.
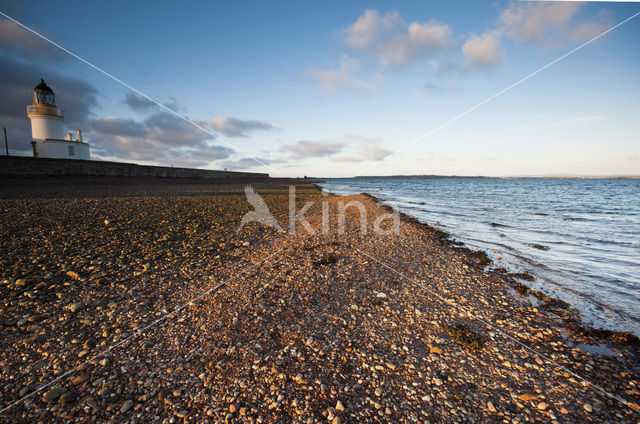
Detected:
[{"left": 27, "top": 79, "right": 90, "bottom": 160}]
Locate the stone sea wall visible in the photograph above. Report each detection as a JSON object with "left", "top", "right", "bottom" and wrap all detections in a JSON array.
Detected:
[{"left": 0, "top": 156, "right": 269, "bottom": 179}]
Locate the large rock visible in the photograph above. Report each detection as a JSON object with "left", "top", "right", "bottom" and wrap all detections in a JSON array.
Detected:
[
  {"left": 43, "top": 386, "right": 67, "bottom": 402},
  {"left": 120, "top": 400, "right": 134, "bottom": 413},
  {"left": 68, "top": 302, "right": 85, "bottom": 313},
  {"left": 59, "top": 391, "right": 77, "bottom": 406}
]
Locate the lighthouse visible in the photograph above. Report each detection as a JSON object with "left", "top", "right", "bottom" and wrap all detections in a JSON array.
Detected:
[{"left": 27, "top": 79, "right": 90, "bottom": 160}]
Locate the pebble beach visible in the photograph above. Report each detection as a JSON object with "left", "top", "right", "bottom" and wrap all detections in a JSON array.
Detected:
[{"left": 0, "top": 177, "right": 638, "bottom": 423}]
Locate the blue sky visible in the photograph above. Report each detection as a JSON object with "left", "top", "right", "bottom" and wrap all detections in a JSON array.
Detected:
[{"left": 0, "top": 0, "right": 638, "bottom": 177}]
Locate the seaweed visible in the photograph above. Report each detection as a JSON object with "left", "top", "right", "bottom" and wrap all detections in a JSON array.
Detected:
[
  {"left": 445, "top": 323, "right": 486, "bottom": 352},
  {"left": 549, "top": 309, "right": 569, "bottom": 318},
  {"left": 535, "top": 293, "right": 569, "bottom": 309},
  {"left": 471, "top": 250, "right": 492, "bottom": 267},
  {"left": 513, "top": 281, "right": 533, "bottom": 296},
  {"left": 313, "top": 253, "right": 338, "bottom": 267},
  {"left": 338, "top": 361, "right": 353, "bottom": 376},
  {"left": 529, "top": 243, "right": 549, "bottom": 251},
  {"left": 510, "top": 272, "right": 534, "bottom": 281},
  {"left": 430, "top": 227, "right": 451, "bottom": 242},
  {"left": 508, "top": 278, "right": 572, "bottom": 311},
  {"left": 577, "top": 327, "right": 640, "bottom": 347},
  {"left": 455, "top": 246, "right": 492, "bottom": 267}
]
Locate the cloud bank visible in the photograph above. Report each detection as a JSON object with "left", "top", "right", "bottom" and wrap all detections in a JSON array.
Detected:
[
  {"left": 90, "top": 108, "right": 235, "bottom": 166},
  {"left": 307, "top": 3, "right": 613, "bottom": 92},
  {"left": 277, "top": 133, "right": 393, "bottom": 164},
  {"left": 281, "top": 140, "right": 346, "bottom": 160},
  {"left": 0, "top": 17, "right": 66, "bottom": 62},
  {"left": 498, "top": 2, "right": 608, "bottom": 46},
  {"left": 210, "top": 116, "right": 274, "bottom": 138},
  {"left": 462, "top": 2, "right": 611, "bottom": 69}
]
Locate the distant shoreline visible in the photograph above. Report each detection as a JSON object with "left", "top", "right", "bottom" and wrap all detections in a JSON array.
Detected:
[{"left": 318, "top": 174, "right": 640, "bottom": 180}]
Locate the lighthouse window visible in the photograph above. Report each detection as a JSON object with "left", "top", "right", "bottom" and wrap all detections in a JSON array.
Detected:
[
  {"left": 68, "top": 146, "right": 74, "bottom": 156},
  {"left": 36, "top": 92, "right": 55, "bottom": 105}
]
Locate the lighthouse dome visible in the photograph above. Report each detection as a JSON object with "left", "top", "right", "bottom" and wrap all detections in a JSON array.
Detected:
[
  {"left": 34, "top": 79, "right": 54, "bottom": 93},
  {"left": 33, "top": 79, "right": 56, "bottom": 105}
]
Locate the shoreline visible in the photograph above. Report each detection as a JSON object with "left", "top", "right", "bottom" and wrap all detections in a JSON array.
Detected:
[
  {"left": 318, "top": 179, "right": 640, "bottom": 338},
  {"left": 0, "top": 179, "right": 638, "bottom": 422},
  {"left": 351, "top": 190, "right": 640, "bottom": 346}
]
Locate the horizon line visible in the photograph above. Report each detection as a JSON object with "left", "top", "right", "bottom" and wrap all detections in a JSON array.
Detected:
[{"left": 318, "top": 174, "right": 640, "bottom": 179}]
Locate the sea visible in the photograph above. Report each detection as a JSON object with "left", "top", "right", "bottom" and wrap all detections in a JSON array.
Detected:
[{"left": 320, "top": 177, "right": 640, "bottom": 336}]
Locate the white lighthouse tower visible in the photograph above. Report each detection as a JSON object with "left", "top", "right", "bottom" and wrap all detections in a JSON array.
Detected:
[{"left": 27, "top": 79, "right": 90, "bottom": 160}]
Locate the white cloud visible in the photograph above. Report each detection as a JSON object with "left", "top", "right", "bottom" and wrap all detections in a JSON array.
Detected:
[
  {"left": 462, "top": 30, "right": 502, "bottom": 69},
  {"left": 377, "top": 20, "right": 453, "bottom": 68},
  {"left": 275, "top": 133, "right": 392, "bottom": 164},
  {"left": 454, "top": 2, "right": 610, "bottom": 73},
  {"left": 354, "top": 144, "right": 393, "bottom": 161},
  {"left": 335, "top": 134, "right": 393, "bottom": 162},
  {"left": 210, "top": 116, "right": 274, "bottom": 138},
  {"left": 341, "top": 10, "right": 453, "bottom": 68},
  {"left": 500, "top": 2, "right": 579, "bottom": 43},
  {"left": 499, "top": 2, "right": 609, "bottom": 47},
  {"left": 281, "top": 140, "right": 346, "bottom": 159},
  {"left": 342, "top": 9, "right": 401, "bottom": 50},
  {"left": 568, "top": 21, "right": 610, "bottom": 42},
  {"left": 304, "top": 55, "right": 382, "bottom": 92}
]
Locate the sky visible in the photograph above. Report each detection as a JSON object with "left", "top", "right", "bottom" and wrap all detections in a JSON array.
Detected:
[{"left": 0, "top": 0, "right": 639, "bottom": 177}]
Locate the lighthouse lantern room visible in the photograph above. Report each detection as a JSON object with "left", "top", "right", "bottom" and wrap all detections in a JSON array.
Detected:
[{"left": 27, "top": 79, "right": 90, "bottom": 160}]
